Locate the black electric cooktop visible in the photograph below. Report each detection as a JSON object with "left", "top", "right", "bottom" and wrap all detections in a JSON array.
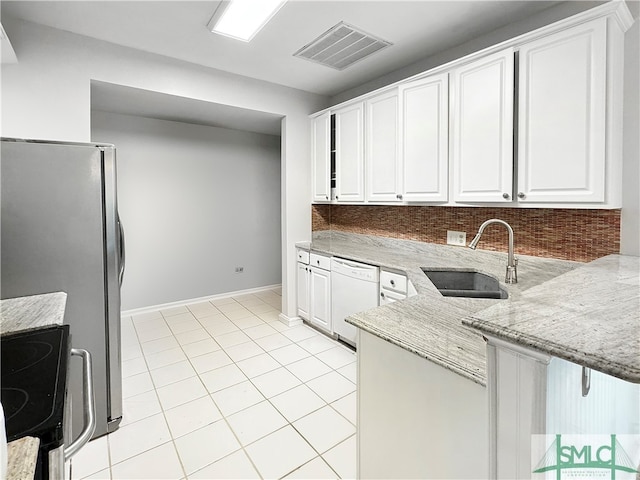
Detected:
[{"left": 1, "top": 325, "right": 69, "bottom": 449}]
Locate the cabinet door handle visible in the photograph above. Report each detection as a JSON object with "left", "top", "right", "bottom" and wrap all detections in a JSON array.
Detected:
[
  {"left": 502, "top": 193, "right": 510, "bottom": 200},
  {"left": 517, "top": 192, "right": 526, "bottom": 199},
  {"left": 325, "top": 195, "right": 329, "bottom": 200},
  {"left": 336, "top": 195, "right": 339, "bottom": 200},
  {"left": 390, "top": 279, "right": 395, "bottom": 287},
  {"left": 380, "top": 292, "right": 385, "bottom": 298},
  {"left": 396, "top": 194, "right": 403, "bottom": 200},
  {"left": 582, "top": 366, "right": 591, "bottom": 397}
]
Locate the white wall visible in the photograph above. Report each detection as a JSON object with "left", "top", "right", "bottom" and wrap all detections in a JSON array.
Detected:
[
  {"left": 1, "top": 17, "right": 329, "bottom": 318},
  {"left": 621, "top": 18, "right": 640, "bottom": 256},
  {"left": 92, "top": 111, "right": 281, "bottom": 311}
]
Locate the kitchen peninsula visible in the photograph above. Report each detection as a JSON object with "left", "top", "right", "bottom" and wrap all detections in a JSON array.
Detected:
[{"left": 300, "top": 231, "right": 640, "bottom": 479}]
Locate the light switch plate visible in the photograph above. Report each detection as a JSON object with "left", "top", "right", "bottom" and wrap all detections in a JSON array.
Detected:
[{"left": 447, "top": 230, "right": 467, "bottom": 246}]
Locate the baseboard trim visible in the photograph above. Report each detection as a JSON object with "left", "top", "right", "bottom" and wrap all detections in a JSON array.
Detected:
[
  {"left": 278, "top": 312, "right": 303, "bottom": 327},
  {"left": 121, "top": 284, "right": 282, "bottom": 318}
]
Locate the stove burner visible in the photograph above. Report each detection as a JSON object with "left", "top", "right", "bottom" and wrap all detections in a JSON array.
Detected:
[
  {"left": 0, "top": 388, "right": 29, "bottom": 422},
  {"left": 0, "top": 325, "right": 69, "bottom": 447},
  {"left": 1, "top": 340, "right": 54, "bottom": 374}
]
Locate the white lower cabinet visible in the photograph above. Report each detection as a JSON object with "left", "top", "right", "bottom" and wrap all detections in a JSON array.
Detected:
[
  {"left": 296, "top": 249, "right": 310, "bottom": 320},
  {"left": 297, "top": 252, "right": 332, "bottom": 333},
  {"left": 296, "top": 261, "right": 310, "bottom": 320},
  {"left": 357, "top": 330, "right": 488, "bottom": 479},
  {"left": 486, "top": 336, "right": 640, "bottom": 479},
  {"left": 379, "top": 270, "right": 408, "bottom": 304},
  {"left": 309, "top": 264, "right": 331, "bottom": 332}
]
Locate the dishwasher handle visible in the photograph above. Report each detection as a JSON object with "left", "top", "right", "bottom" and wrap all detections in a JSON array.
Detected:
[
  {"left": 65, "top": 348, "right": 96, "bottom": 461},
  {"left": 332, "top": 258, "right": 376, "bottom": 270}
]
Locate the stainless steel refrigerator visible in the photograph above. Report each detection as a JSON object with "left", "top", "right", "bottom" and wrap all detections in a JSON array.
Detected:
[{"left": 1, "top": 138, "right": 124, "bottom": 439}]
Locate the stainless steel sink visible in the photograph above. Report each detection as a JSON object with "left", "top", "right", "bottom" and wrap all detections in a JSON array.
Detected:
[{"left": 421, "top": 269, "right": 508, "bottom": 299}]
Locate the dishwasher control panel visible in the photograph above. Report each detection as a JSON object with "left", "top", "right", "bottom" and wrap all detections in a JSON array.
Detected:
[{"left": 331, "top": 257, "right": 379, "bottom": 282}]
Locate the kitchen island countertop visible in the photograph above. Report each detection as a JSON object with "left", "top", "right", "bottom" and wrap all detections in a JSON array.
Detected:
[{"left": 463, "top": 254, "right": 640, "bottom": 383}]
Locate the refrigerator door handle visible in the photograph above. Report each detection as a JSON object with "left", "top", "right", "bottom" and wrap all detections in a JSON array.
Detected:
[
  {"left": 118, "top": 216, "right": 126, "bottom": 286},
  {"left": 65, "top": 348, "right": 96, "bottom": 461}
]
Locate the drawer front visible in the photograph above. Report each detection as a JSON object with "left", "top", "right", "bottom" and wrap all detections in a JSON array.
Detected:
[
  {"left": 310, "top": 253, "right": 331, "bottom": 271},
  {"left": 380, "top": 270, "right": 408, "bottom": 293},
  {"left": 380, "top": 289, "right": 406, "bottom": 305},
  {"left": 297, "top": 249, "right": 310, "bottom": 265}
]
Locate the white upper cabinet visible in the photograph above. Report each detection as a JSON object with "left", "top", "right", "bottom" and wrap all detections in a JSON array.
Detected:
[
  {"left": 366, "top": 89, "right": 401, "bottom": 202},
  {"left": 399, "top": 73, "right": 449, "bottom": 202},
  {"left": 517, "top": 18, "right": 606, "bottom": 203},
  {"left": 311, "top": 112, "right": 331, "bottom": 203},
  {"left": 335, "top": 102, "right": 365, "bottom": 202},
  {"left": 309, "top": 2, "right": 630, "bottom": 208},
  {"left": 451, "top": 48, "right": 514, "bottom": 203}
]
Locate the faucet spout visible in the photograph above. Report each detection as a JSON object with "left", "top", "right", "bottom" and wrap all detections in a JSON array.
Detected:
[{"left": 468, "top": 218, "right": 518, "bottom": 284}]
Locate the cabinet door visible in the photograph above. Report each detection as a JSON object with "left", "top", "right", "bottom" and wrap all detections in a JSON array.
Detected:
[
  {"left": 296, "top": 262, "right": 310, "bottom": 320},
  {"left": 310, "top": 266, "right": 331, "bottom": 332},
  {"left": 517, "top": 19, "right": 606, "bottom": 203},
  {"left": 399, "top": 73, "right": 449, "bottom": 202},
  {"left": 311, "top": 112, "right": 331, "bottom": 202},
  {"left": 335, "top": 102, "right": 365, "bottom": 202},
  {"left": 451, "top": 48, "right": 514, "bottom": 203},
  {"left": 366, "top": 89, "right": 401, "bottom": 202}
]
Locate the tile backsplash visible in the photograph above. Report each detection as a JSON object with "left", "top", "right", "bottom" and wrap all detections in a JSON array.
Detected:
[{"left": 312, "top": 205, "right": 620, "bottom": 262}]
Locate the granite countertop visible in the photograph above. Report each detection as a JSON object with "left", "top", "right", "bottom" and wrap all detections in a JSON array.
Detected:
[
  {"left": 300, "top": 232, "right": 579, "bottom": 385},
  {"left": 0, "top": 292, "right": 67, "bottom": 335},
  {"left": 1, "top": 292, "right": 67, "bottom": 480},
  {"left": 6, "top": 437, "right": 39, "bottom": 480},
  {"left": 463, "top": 254, "right": 640, "bottom": 383}
]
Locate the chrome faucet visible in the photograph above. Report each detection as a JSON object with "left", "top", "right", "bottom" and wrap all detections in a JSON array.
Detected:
[{"left": 468, "top": 219, "right": 518, "bottom": 284}]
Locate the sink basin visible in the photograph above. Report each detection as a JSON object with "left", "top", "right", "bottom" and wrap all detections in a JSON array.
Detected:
[{"left": 421, "top": 269, "right": 508, "bottom": 299}]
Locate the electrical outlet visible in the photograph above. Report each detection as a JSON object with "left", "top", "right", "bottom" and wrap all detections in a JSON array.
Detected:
[
  {"left": 235, "top": 267, "right": 244, "bottom": 273},
  {"left": 446, "top": 230, "right": 467, "bottom": 246}
]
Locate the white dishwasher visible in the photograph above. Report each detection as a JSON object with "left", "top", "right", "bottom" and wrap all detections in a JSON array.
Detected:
[{"left": 331, "top": 257, "right": 379, "bottom": 347}]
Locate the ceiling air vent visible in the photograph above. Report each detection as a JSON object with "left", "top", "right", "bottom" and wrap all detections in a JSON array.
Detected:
[{"left": 294, "top": 22, "right": 392, "bottom": 70}]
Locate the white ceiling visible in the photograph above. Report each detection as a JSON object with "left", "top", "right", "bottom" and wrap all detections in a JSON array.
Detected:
[{"left": 2, "top": 0, "right": 567, "bottom": 97}]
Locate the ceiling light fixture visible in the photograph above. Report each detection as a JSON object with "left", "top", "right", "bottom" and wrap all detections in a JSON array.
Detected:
[{"left": 208, "top": 0, "right": 286, "bottom": 42}]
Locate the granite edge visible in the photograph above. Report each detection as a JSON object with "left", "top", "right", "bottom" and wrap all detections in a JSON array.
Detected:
[
  {"left": 464, "top": 316, "right": 640, "bottom": 383},
  {"left": 350, "top": 313, "right": 486, "bottom": 386}
]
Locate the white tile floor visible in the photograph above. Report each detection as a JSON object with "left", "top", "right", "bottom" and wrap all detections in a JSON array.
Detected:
[{"left": 71, "top": 288, "right": 357, "bottom": 480}]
